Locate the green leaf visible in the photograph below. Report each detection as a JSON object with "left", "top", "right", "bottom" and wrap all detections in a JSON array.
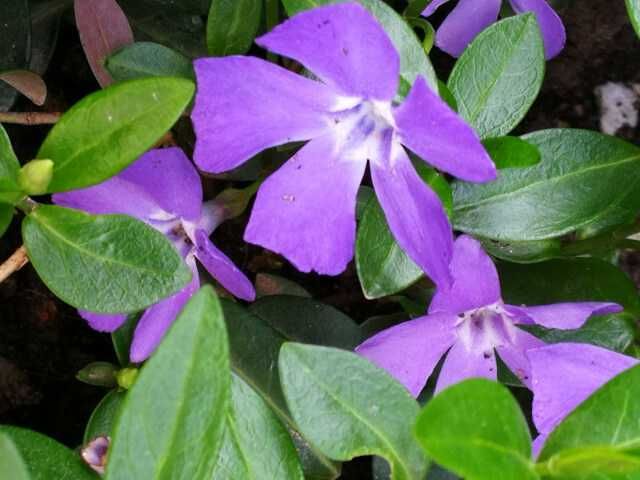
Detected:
[
  {"left": 280, "top": 0, "right": 438, "bottom": 91},
  {"left": 0, "top": 124, "right": 23, "bottom": 204},
  {"left": 255, "top": 273, "right": 311, "bottom": 298},
  {"left": 111, "top": 314, "right": 139, "bottom": 366},
  {"left": 106, "top": 286, "right": 230, "bottom": 480},
  {"left": 415, "top": 379, "right": 537, "bottom": 480},
  {"left": 355, "top": 164, "right": 451, "bottom": 299},
  {"left": 453, "top": 129, "right": 640, "bottom": 241},
  {"left": 249, "top": 295, "right": 362, "bottom": 349},
  {"left": 0, "top": 433, "right": 30, "bottom": 480},
  {"left": 22, "top": 205, "right": 191, "bottom": 313},
  {"left": 0, "top": 426, "right": 95, "bottom": 479},
  {"left": 38, "top": 76, "right": 194, "bottom": 192},
  {"left": 207, "top": 0, "right": 262, "bottom": 56},
  {"left": 538, "top": 364, "right": 640, "bottom": 478},
  {"left": 483, "top": 137, "right": 541, "bottom": 170},
  {"left": 0, "top": 0, "right": 30, "bottom": 110},
  {"left": 221, "top": 299, "right": 340, "bottom": 480},
  {"left": 106, "top": 42, "right": 194, "bottom": 81},
  {"left": 479, "top": 237, "right": 561, "bottom": 264},
  {"left": 279, "top": 343, "right": 429, "bottom": 480},
  {"left": 83, "top": 390, "right": 126, "bottom": 444},
  {"left": 447, "top": 14, "right": 545, "bottom": 138},
  {"left": 626, "top": 0, "right": 640, "bottom": 38},
  {"left": 213, "top": 374, "right": 304, "bottom": 479},
  {"left": 0, "top": 203, "right": 13, "bottom": 237}
]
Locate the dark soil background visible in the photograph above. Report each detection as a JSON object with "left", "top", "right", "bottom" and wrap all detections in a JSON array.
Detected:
[{"left": 1, "top": 0, "right": 639, "bottom": 478}]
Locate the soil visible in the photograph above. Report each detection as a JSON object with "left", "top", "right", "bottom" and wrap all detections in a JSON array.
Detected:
[{"left": 0, "top": 0, "right": 639, "bottom": 477}]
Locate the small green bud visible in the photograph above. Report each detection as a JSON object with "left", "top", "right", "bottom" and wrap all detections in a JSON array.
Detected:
[
  {"left": 115, "top": 367, "right": 139, "bottom": 390},
  {"left": 18, "top": 159, "right": 54, "bottom": 195},
  {"left": 76, "top": 362, "right": 118, "bottom": 388}
]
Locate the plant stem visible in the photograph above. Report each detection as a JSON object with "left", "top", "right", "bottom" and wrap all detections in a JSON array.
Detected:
[
  {"left": 0, "top": 246, "right": 29, "bottom": 284},
  {"left": 0, "top": 111, "right": 61, "bottom": 125},
  {"left": 404, "top": 0, "right": 432, "bottom": 18}
]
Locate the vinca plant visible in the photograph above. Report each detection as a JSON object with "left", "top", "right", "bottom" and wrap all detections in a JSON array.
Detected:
[{"left": 1, "top": 0, "right": 640, "bottom": 479}]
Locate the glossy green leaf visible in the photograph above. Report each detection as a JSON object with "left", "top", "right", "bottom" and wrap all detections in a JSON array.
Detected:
[
  {"left": 483, "top": 137, "right": 541, "bottom": 170},
  {"left": 106, "top": 42, "right": 194, "bottom": 81},
  {"left": 280, "top": 0, "right": 438, "bottom": 91},
  {"left": 627, "top": 0, "right": 640, "bottom": 38},
  {"left": 38, "top": 76, "right": 194, "bottom": 192},
  {"left": 448, "top": 14, "right": 544, "bottom": 138},
  {"left": 356, "top": 164, "right": 451, "bottom": 299},
  {"left": 453, "top": 129, "right": 640, "bottom": 241},
  {"left": 22, "top": 205, "right": 191, "bottom": 313},
  {"left": 111, "top": 314, "right": 138, "bottom": 366},
  {"left": 279, "top": 343, "right": 429, "bottom": 480},
  {"left": 0, "top": 124, "right": 23, "bottom": 205},
  {"left": 249, "top": 295, "right": 362, "bottom": 350},
  {"left": 0, "top": 203, "right": 13, "bottom": 237},
  {"left": 106, "top": 286, "right": 230, "bottom": 480},
  {"left": 221, "top": 300, "right": 340, "bottom": 480},
  {"left": 213, "top": 374, "right": 304, "bottom": 479},
  {"left": 479, "top": 237, "right": 561, "bottom": 264},
  {"left": 207, "top": 0, "right": 262, "bottom": 56},
  {"left": 0, "top": 0, "right": 30, "bottom": 110},
  {"left": 415, "top": 379, "right": 537, "bottom": 480},
  {"left": 538, "top": 364, "right": 640, "bottom": 477},
  {"left": 83, "top": 390, "right": 126, "bottom": 443},
  {"left": 255, "top": 273, "right": 311, "bottom": 298},
  {"left": 0, "top": 426, "right": 95, "bottom": 479},
  {"left": 0, "top": 434, "right": 30, "bottom": 480}
]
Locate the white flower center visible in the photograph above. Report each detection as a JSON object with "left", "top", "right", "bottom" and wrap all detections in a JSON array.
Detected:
[{"left": 455, "top": 303, "right": 518, "bottom": 356}]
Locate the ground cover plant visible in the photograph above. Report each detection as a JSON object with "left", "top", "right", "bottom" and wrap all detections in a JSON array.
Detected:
[{"left": 1, "top": 0, "right": 640, "bottom": 478}]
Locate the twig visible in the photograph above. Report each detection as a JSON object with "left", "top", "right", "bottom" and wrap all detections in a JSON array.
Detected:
[
  {"left": 0, "top": 246, "right": 29, "bottom": 284},
  {"left": 0, "top": 111, "right": 61, "bottom": 125}
]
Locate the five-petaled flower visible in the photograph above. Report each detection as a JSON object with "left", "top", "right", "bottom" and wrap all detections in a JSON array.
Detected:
[
  {"left": 423, "top": 0, "right": 566, "bottom": 59},
  {"left": 53, "top": 147, "right": 255, "bottom": 362},
  {"left": 528, "top": 342, "right": 638, "bottom": 455},
  {"left": 356, "top": 235, "right": 621, "bottom": 397},
  {"left": 192, "top": 2, "right": 496, "bottom": 288}
]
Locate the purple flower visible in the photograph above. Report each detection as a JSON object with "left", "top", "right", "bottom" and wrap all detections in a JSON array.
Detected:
[
  {"left": 191, "top": 2, "right": 496, "bottom": 288},
  {"left": 356, "top": 235, "right": 622, "bottom": 397},
  {"left": 53, "top": 147, "right": 255, "bottom": 362},
  {"left": 527, "top": 343, "right": 638, "bottom": 456},
  {"left": 423, "top": 0, "right": 566, "bottom": 59}
]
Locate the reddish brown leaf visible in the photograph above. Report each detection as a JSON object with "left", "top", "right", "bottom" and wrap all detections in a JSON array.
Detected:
[
  {"left": 0, "top": 70, "right": 47, "bottom": 106},
  {"left": 74, "top": 0, "right": 134, "bottom": 87}
]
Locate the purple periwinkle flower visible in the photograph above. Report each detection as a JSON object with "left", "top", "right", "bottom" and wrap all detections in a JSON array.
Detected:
[
  {"left": 356, "top": 235, "right": 622, "bottom": 397},
  {"left": 53, "top": 147, "right": 255, "bottom": 362},
  {"left": 191, "top": 2, "right": 496, "bottom": 287},
  {"left": 423, "top": 0, "right": 566, "bottom": 59},
  {"left": 527, "top": 342, "right": 638, "bottom": 455}
]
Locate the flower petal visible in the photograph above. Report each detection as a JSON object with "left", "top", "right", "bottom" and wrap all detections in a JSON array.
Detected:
[
  {"left": 244, "top": 133, "right": 366, "bottom": 276},
  {"left": 192, "top": 56, "right": 337, "bottom": 173},
  {"left": 53, "top": 176, "right": 160, "bottom": 220},
  {"left": 435, "top": 339, "right": 497, "bottom": 392},
  {"left": 422, "top": 0, "right": 452, "bottom": 17},
  {"left": 429, "top": 235, "right": 501, "bottom": 315},
  {"left": 505, "top": 302, "right": 623, "bottom": 330},
  {"left": 194, "top": 229, "right": 256, "bottom": 302},
  {"left": 129, "top": 259, "right": 200, "bottom": 362},
  {"left": 394, "top": 76, "right": 496, "bottom": 182},
  {"left": 528, "top": 343, "right": 638, "bottom": 439},
  {"left": 356, "top": 312, "right": 458, "bottom": 397},
  {"left": 509, "top": 0, "right": 566, "bottom": 59},
  {"left": 496, "top": 327, "right": 545, "bottom": 389},
  {"left": 257, "top": 2, "right": 399, "bottom": 100},
  {"left": 371, "top": 142, "right": 454, "bottom": 289},
  {"left": 118, "top": 148, "right": 202, "bottom": 221},
  {"left": 433, "top": 0, "right": 501, "bottom": 57},
  {"left": 79, "top": 311, "right": 127, "bottom": 332}
]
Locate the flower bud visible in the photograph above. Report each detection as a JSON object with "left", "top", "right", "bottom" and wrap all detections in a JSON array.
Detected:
[
  {"left": 17, "top": 159, "right": 53, "bottom": 195},
  {"left": 81, "top": 436, "right": 110, "bottom": 475},
  {"left": 115, "top": 367, "right": 139, "bottom": 390},
  {"left": 76, "top": 362, "right": 118, "bottom": 388}
]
